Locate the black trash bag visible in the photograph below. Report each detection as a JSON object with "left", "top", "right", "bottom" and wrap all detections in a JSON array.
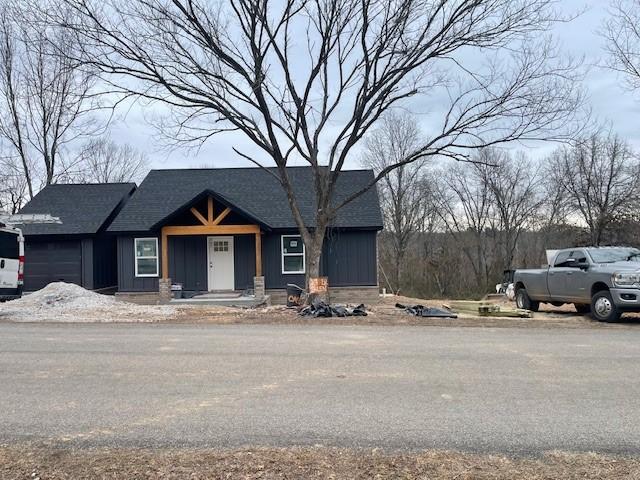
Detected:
[
  {"left": 299, "top": 300, "right": 333, "bottom": 317},
  {"left": 395, "top": 303, "right": 424, "bottom": 315},
  {"left": 310, "top": 302, "right": 329, "bottom": 317},
  {"left": 299, "top": 301, "right": 368, "bottom": 317},
  {"left": 331, "top": 305, "right": 349, "bottom": 317},
  {"left": 395, "top": 303, "right": 457, "bottom": 318},
  {"left": 298, "top": 305, "right": 314, "bottom": 316},
  {"left": 419, "top": 307, "right": 457, "bottom": 318},
  {"left": 350, "top": 304, "right": 368, "bottom": 316}
]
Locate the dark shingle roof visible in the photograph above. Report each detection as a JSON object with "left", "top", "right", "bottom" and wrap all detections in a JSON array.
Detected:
[
  {"left": 18, "top": 183, "right": 136, "bottom": 236},
  {"left": 108, "top": 167, "right": 383, "bottom": 232}
]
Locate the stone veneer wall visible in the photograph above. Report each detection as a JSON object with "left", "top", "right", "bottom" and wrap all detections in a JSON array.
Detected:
[
  {"left": 114, "top": 292, "right": 166, "bottom": 305},
  {"left": 266, "top": 286, "right": 380, "bottom": 305},
  {"left": 116, "top": 285, "right": 380, "bottom": 306}
]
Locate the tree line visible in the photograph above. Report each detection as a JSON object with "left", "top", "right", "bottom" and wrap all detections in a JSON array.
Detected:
[
  {"left": 0, "top": 3, "right": 148, "bottom": 214},
  {"left": 368, "top": 114, "right": 640, "bottom": 299}
]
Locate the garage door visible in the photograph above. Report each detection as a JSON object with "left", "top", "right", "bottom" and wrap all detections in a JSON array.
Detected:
[{"left": 24, "top": 240, "right": 82, "bottom": 291}]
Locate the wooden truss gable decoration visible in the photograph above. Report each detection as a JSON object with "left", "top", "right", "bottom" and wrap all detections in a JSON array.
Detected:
[
  {"left": 161, "top": 195, "right": 262, "bottom": 280},
  {"left": 190, "top": 197, "right": 232, "bottom": 227}
]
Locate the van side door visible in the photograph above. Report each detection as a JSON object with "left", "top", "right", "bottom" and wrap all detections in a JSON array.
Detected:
[{"left": 0, "top": 229, "right": 19, "bottom": 290}]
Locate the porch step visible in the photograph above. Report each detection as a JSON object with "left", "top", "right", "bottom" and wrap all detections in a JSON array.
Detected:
[
  {"left": 192, "top": 292, "right": 242, "bottom": 299},
  {"left": 170, "top": 295, "right": 270, "bottom": 307}
]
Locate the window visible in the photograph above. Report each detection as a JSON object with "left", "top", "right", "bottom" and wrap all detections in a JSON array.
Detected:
[
  {"left": 570, "top": 250, "right": 588, "bottom": 266},
  {"left": 554, "top": 250, "right": 588, "bottom": 268},
  {"left": 554, "top": 251, "right": 572, "bottom": 267},
  {"left": 0, "top": 231, "right": 19, "bottom": 260},
  {"left": 134, "top": 238, "right": 159, "bottom": 277},
  {"left": 281, "top": 235, "right": 305, "bottom": 274},
  {"left": 212, "top": 240, "right": 229, "bottom": 252},
  {"left": 589, "top": 247, "right": 640, "bottom": 263}
]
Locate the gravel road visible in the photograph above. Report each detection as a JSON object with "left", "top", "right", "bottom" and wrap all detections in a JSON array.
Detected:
[{"left": 1, "top": 323, "right": 639, "bottom": 455}]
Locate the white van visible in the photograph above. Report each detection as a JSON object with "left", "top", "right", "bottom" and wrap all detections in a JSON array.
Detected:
[{"left": 0, "top": 222, "right": 24, "bottom": 301}]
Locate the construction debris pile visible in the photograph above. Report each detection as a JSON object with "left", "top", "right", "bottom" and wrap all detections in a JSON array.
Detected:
[
  {"left": 299, "top": 301, "right": 367, "bottom": 318},
  {"left": 449, "top": 300, "right": 532, "bottom": 318},
  {"left": 395, "top": 299, "right": 532, "bottom": 319},
  {"left": 395, "top": 303, "right": 458, "bottom": 318}
]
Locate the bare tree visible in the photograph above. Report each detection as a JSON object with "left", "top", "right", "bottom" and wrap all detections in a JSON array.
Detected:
[
  {"left": 0, "top": 3, "right": 97, "bottom": 200},
  {"left": 417, "top": 180, "right": 451, "bottom": 296},
  {"left": 429, "top": 149, "right": 544, "bottom": 291},
  {"left": 72, "top": 138, "right": 149, "bottom": 184},
  {"left": 362, "top": 113, "right": 426, "bottom": 293},
  {"left": 433, "top": 162, "right": 496, "bottom": 290},
  {"left": 473, "top": 149, "right": 544, "bottom": 271},
  {"left": 0, "top": 14, "right": 33, "bottom": 199},
  {"left": 48, "top": 0, "right": 583, "bottom": 288},
  {"left": 529, "top": 153, "right": 574, "bottom": 262},
  {"left": 0, "top": 156, "right": 29, "bottom": 213},
  {"left": 549, "top": 134, "right": 640, "bottom": 246},
  {"left": 603, "top": 0, "right": 640, "bottom": 90}
]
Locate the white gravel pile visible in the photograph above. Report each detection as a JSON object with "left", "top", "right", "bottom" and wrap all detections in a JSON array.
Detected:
[{"left": 0, "top": 282, "right": 178, "bottom": 322}]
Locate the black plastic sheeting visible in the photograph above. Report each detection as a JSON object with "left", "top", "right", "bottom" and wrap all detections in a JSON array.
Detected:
[
  {"left": 396, "top": 303, "right": 458, "bottom": 318},
  {"left": 299, "top": 301, "right": 368, "bottom": 317}
]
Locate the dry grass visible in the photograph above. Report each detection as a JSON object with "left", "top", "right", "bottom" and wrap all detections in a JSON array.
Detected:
[{"left": 1, "top": 446, "right": 639, "bottom": 479}]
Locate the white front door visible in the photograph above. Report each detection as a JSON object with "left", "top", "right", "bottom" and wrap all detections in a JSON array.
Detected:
[{"left": 207, "top": 236, "right": 235, "bottom": 291}]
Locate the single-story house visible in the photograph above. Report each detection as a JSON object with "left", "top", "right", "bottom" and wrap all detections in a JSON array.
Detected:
[
  {"left": 18, "top": 183, "right": 136, "bottom": 291},
  {"left": 19, "top": 167, "right": 383, "bottom": 303}
]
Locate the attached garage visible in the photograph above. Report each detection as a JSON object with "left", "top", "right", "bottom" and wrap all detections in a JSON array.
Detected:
[{"left": 16, "top": 183, "right": 136, "bottom": 292}]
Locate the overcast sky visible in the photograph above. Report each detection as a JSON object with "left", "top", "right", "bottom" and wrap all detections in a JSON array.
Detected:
[{"left": 106, "top": 0, "right": 640, "bottom": 171}]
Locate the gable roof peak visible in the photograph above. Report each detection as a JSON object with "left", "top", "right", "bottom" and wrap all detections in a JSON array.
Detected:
[{"left": 18, "top": 183, "right": 136, "bottom": 236}]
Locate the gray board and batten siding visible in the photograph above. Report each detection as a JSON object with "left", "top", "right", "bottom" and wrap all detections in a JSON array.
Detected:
[{"left": 116, "top": 229, "right": 378, "bottom": 293}]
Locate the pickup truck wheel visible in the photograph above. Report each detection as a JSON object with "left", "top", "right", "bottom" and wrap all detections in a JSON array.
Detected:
[
  {"left": 590, "top": 291, "right": 621, "bottom": 323},
  {"left": 515, "top": 288, "right": 539, "bottom": 312},
  {"left": 574, "top": 304, "right": 591, "bottom": 315}
]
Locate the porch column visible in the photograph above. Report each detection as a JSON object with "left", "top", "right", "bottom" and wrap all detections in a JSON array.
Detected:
[
  {"left": 161, "top": 228, "right": 169, "bottom": 279},
  {"left": 255, "top": 231, "right": 262, "bottom": 276}
]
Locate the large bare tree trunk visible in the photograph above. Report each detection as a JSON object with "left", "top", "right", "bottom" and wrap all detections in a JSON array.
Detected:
[
  {"left": 299, "top": 220, "right": 328, "bottom": 303},
  {"left": 305, "top": 231, "right": 325, "bottom": 282}
]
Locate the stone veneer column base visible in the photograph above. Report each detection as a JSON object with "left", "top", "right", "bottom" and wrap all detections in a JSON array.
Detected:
[
  {"left": 159, "top": 278, "right": 172, "bottom": 302},
  {"left": 254, "top": 276, "right": 265, "bottom": 298}
]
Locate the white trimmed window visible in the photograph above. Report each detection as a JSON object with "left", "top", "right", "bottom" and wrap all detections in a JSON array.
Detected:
[
  {"left": 134, "top": 238, "right": 159, "bottom": 277},
  {"left": 281, "top": 235, "right": 305, "bottom": 274}
]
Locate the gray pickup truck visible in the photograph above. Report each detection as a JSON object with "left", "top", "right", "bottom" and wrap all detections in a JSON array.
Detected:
[{"left": 514, "top": 247, "right": 640, "bottom": 322}]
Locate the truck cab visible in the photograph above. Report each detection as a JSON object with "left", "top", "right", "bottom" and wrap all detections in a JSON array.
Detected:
[{"left": 0, "top": 222, "right": 24, "bottom": 301}]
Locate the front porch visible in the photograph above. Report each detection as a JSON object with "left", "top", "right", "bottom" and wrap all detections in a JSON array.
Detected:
[
  {"left": 170, "top": 291, "right": 270, "bottom": 307},
  {"left": 158, "top": 194, "right": 266, "bottom": 302}
]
